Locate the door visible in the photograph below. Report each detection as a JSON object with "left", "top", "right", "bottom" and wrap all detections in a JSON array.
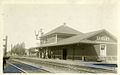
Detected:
[
  {"left": 100, "top": 44, "right": 106, "bottom": 60},
  {"left": 63, "top": 48, "right": 67, "bottom": 60}
]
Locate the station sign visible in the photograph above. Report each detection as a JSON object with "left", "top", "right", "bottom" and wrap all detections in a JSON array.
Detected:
[{"left": 96, "top": 36, "right": 110, "bottom": 41}]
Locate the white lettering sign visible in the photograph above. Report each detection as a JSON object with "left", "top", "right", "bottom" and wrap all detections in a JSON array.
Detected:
[{"left": 96, "top": 36, "right": 110, "bottom": 41}]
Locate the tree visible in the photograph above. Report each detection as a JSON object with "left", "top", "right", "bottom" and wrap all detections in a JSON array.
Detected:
[{"left": 11, "top": 42, "right": 26, "bottom": 56}]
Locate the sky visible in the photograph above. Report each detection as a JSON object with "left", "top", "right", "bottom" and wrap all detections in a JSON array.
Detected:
[{"left": 2, "top": 3, "right": 119, "bottom": 51}]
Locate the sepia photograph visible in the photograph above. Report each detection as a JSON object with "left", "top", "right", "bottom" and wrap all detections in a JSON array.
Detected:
[{"left": 1, "top": 0, "right": 119, "bottom": 74}]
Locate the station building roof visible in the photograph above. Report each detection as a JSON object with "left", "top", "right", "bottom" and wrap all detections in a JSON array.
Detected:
[
  {"left": 41, "top": 25, "right": 83, "bottom": 37},
  {"left": 32, "top": 29, "right": 117, "bottom": 49},
  {"left": 56, "top": 29, "right": 117, "bottom": 46}
]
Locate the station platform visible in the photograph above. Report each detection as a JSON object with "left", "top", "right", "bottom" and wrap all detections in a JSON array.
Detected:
[{"left": 11, "top": 56, "right": 117, "bottom": 72}]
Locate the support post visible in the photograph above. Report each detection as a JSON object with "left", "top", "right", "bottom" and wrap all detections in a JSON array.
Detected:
[
  {"left": 82, "top": 56, "right": 84, "bottom": 61},
  {"left": 72, "top": 46, "right": 75, "bottom": 60}
]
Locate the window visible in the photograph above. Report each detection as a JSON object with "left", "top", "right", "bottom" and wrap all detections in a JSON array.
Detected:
[{"left": 101, "top": 45, "right": 105, "bottom": 50}]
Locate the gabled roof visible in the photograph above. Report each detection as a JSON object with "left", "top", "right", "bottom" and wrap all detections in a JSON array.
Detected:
[
  {"left": 42, "top": 25, "right": 83, "bottom": 37},
  {"left": 56, "top": 29, "right": 104, "bottom": 45},
  {"left": 56, "top": 29, "right": 117, "bottom": 46},
  {"left": 37, "top": 29, "right": 117, "bottom": 48}
]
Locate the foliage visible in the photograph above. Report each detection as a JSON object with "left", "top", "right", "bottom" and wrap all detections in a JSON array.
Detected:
[{"left": 11, "top": 42, "right": 26, "bottom": 55}]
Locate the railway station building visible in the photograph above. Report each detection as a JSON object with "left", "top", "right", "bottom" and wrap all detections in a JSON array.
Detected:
[{"left": 29, "top": 25, "right": 117, "bottom": 63}]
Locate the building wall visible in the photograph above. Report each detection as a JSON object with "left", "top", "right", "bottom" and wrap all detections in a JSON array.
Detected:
[
  {"left": 50, "top": 43, "right": 117, "bottom": 62},
  {"left": 46, "top": 36, "right": 56, "bottom": 44},
  {"left": 35, "top": 42, "right": 117, "bottom": 63},
  {"left": 50, "top": 44, "right": 100, "bottom": 61},
  {"left": 57, "top": 34, "right": 72, "bottom": 42},
  {"left": 106, "top": 44, "right": 117, "bottom": 63},
  {"left": 72, "top": 44, "right": 99, "bottom": 61},
  {"left": 41, "top": 34, "right": 75, "bottom": 44},
  {"left": 106, "top": 44, "right": 117, "bottom": 56},
  {"left": 41, "top": 35, "right": 56, "bottom": 44},
  {"left": 93, "top": 44, "right": 100, "bottom": 57}
]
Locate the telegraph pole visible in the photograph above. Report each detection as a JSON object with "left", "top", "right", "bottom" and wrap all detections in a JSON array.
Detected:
[
  {"left": 10, "top": 44, "right": 13, "bottom": 55},
  {"left": 3, "top": 36, "right": 8, "bottom": 56},
  {"left": 3, "top": 35, "right": 8, "bottom": 70},
  {"left": 34, "top": 28, "right": 44, "bottom": 58},
  {"left": 35, "top": 28, "right": 44, "bottom": 45}
]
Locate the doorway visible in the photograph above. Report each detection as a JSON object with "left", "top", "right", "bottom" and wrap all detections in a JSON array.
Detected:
[
  {"left": 63, "top": 48, "right": 67, "bottom": 60},
  {"left": 100, "top": 44, "right": 106, "bottom": 60}
]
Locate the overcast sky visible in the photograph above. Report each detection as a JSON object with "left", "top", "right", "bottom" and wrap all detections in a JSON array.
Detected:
[{"left": 3, "top": 3, "right": 119, "bottom": 50}]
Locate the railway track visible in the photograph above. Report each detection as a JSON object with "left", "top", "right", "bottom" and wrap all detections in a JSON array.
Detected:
[
  {"left": 4, "top": 59, "right": 50, "bottom": 73},
  {"left": 13, "top": 57, "right": 116, "bottom": 73},
  {"left": 8, "top": 62, "right": 27, "bottom": 73},
  {"left": 4, "top": 62, "right": 27, "bottom": 73}
]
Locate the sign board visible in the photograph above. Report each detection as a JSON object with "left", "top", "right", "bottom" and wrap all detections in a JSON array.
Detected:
[{"left": 96, "top": 36, "right": 110, "bottom": 41}]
